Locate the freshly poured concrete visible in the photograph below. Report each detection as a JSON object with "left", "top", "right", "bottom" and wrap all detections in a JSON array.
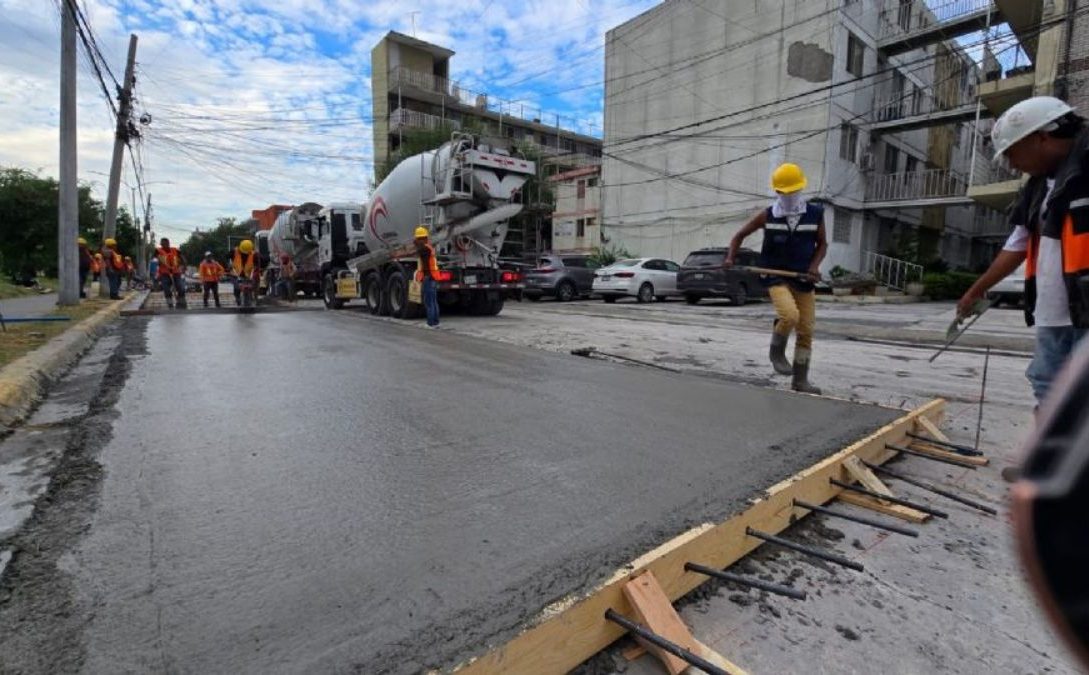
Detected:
[{"left": 0, "top": 312, "right": 899, "bottom": 673}]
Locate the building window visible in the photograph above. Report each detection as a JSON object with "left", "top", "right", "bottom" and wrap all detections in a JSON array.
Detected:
[
  {"left": 884, "top": 144, "right": 900, "bottom": 174},
  {"left": 905, "top": 155, "right": 918, "bottom": 174},
  {"left": 577, "top": 180, "right": 586, "bottom": 199},
  {"left": 833, "top": 209, "right": 852, "bottom": 244},
  {"left": 897, "top": 0, "right": 912, "bottom": 31},
  {"left": 846, "top": 33, "right": 865, "bottom": 77},
  {"left": 577, "top": 219, "right": 586, "bottom": 238},
  {"left": 587, "top": 177, "right": 598, "bottom": 188},
  {"left": 839, "top": 123, "right": 859, "bottom": 162}
]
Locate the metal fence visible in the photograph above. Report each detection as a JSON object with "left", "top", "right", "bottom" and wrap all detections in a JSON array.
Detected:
[
  {"left": 865, "top": 251, "right": 924, "bottom": 291},
  {"left": 389, "top": 108, "right": 461, "bottom": 132},
  {"left": 879, "top": 0, "right": 994, "bottom": 39},
  {"left": 866, "top": 168, "right": 967, "bottom": 203},
  {"left": 873, "top": 89, "right": 972, "bottom": 122}
]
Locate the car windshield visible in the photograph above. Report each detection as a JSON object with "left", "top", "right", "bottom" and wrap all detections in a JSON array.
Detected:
[{"left": 683, "top": 252, "right": 724, "bottom": 267}]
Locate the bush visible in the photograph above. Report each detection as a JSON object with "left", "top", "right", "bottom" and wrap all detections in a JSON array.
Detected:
[
  {"left": 923, "top": 271, "right": 978, "bottom": 300},
  {"left": 588, "top": 244, "right": 635, "bottom": 268}
]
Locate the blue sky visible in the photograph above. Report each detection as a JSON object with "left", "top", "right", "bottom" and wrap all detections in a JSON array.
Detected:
[{"left": 0, "top": 0, "right": 659, "bottom": 236}]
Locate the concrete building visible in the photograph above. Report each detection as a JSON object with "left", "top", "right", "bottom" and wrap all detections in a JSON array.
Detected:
[
  {"left": 549, "top": 163, "right": 603, "bottom": 254},
  {"left": 251, "top": 205, "right": 291, "bottom": 231},
  {"left": 603, "top": 0, "right": 1014, "bottom": 280}
]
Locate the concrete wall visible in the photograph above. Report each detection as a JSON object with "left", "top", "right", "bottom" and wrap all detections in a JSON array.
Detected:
[
  {"left": 552, "top": 173, "right": 602, "bottom": 253},
  {"left": 1064, "top": 0, "right": 1089, "bottom": 110},
  {"left": 371, "top": 41, "right": 390, "bottom": 174}
]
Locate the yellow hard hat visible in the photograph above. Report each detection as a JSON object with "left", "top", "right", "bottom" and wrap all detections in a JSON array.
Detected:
[
  {"left": 771, "top": 163, "right": 807, "bottom": 194},
  {"left": 95, "top": 252, "right": 103, "bottom": 259},
  {"left": 105, "top": 237, "right": 117, "bottom": 247},
  {"left": 414, "top": 226, "right": 429, "bottom": 239},
  {"left": 239, "top": 239, "right": 254, "bottom": 254},
  {"left": 77, "top": 237, "right": 87, "bottom": 245}
]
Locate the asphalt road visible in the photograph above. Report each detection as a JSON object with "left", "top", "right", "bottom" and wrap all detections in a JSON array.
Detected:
[{"left": 0, "top": 309, "right": 899, "bottom": 673}]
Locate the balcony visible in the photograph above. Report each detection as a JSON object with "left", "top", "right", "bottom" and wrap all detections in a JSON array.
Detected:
[
  {"left": 878, "top": 0, "right": 1001, "bottom": 56},
  {"left": 977, "top": 70, "right": 1035, "bottom": 116},
  {"left": 389, "top": 108, "right": 461, "bottom": 132},
  {"left": 865, "top": 168, "right": 973, "bottom": 208},
  {"left": 869, "top": 90, "right": 983, "bottom": 134}
]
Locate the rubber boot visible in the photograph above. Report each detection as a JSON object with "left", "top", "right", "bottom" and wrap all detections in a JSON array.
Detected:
[
  {"left": 769, "top": 333, "right": 792, "bottom": 375},
  {"left": 791, "top": 348, "right": 822, "bottom": 395}
]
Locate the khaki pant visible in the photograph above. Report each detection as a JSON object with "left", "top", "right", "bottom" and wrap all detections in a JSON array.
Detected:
[{"left": 769, "top": 285, "right": 815, "bottom": 351}]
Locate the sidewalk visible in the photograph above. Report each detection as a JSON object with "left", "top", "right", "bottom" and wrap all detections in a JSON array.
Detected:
[{"left": 0, "top": 294, "right": 59, "bottom": 319}]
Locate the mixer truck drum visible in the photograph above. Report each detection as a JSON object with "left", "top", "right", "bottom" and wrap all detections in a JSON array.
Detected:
[{"left": 455, "top": 235, "right": 472, "bottom": 252}]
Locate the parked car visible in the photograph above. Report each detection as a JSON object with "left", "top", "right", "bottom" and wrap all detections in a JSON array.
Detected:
[
  {"left": 593, "top": 258, "right": 681, "bottom": 303},
  {"left": 676, "top": 247, "right": 767, "bottom": 305},
  {"left": 523, "top": 254, "right": 599, "bottom": 301},
  {"left": 987, "top": 262, "right": 1026, "bottom": 308}
]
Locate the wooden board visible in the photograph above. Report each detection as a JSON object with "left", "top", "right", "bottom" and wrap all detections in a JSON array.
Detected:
[
  {"left": 837, "top": 492, "right": 930, "bottom": 523},
  {"left": 692, "top": 639, "right": 749, "bottom": 675},
  {"left": 454, "top": 399, "right": 945, "bottom": 674},
  {"left": 906, "top": 442, "right": 990, "bottom": 467},
  {"left": 622, "top": 571, "right": 696, "bottom": 675},
  {"left": 915, "top": 417, "right": 951, "bottom": 443},
  {"left": 843, "top": 456, "right": 893, "bottom": 496}
]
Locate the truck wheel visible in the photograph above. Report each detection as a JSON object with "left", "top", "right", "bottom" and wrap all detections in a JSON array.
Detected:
[
  {"left": 469, "top": 293, "right": 505, "bottom": 316},
  {"left": 637, "top": 283, "right": 654, "bottom": 303},
  {"left": 685, "top": 294, "right": 700, "bottom": 305},
  {"left": 386, "top": 269, "right": 410, "bottom": 319},
  {"left": 362, "top": 272, "right": 382, "bottom": 315},
  {"left": 323, "top": 274, "right": 345, "bottom": 310},
  {"left": 557, "top": 281, "right": 576, "bottom": 302}
]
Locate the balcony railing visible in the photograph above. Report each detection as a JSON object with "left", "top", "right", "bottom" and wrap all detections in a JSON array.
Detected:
[
  {"left": 873, "top": 89, "right": 973, "bottom": 122},
  {"left": 389, "top": 108, "right": 461, "bottom": 132},
  {"left": 866, "top": 168, "right": 968, "bottom": 203},
  {"left": 865, "top": 251, "right": 924, "bottom": 291},
  {"left": 879, "top": 0, "right": 994, "bottom": 40}
]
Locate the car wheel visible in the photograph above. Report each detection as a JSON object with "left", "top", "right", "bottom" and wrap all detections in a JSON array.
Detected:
[
  {"left": 732, "top": 283, "right": 748, "bottom": 306},
  {"left": 557, "top": 281, "right": 576, "bottom": 302},
  {"left": 685, "top": 294, "right": 700, "bottom": 305},
  {"left": 637, "top": 283, "right": 654, "bottom": 303},
  {"left": 603, "top": 295, "right": 617, "bottom": 303}
]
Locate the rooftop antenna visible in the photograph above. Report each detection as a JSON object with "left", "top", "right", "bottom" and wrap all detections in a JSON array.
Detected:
[{"left": 408, "top": 11, "right": 420, "bottom": 37}]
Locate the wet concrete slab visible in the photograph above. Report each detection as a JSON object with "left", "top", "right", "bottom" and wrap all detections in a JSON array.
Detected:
[{"left": 12, "top": 312, "right": 900, "bottom": 673}]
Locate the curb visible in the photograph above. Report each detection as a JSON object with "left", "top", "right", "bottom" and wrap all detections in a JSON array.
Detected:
[{"left": 0, "top": 291, "right": 145, "bottom": 430}]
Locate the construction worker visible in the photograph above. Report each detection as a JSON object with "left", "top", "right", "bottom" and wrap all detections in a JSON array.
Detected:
[
  {"left": 124, "top": 256, "right": 135, "bottom": 290},
  {"left": 198, "top": 251, "right": 225, "bottom": 308},
  {"left": 726, "top": 162, "right": 828, "bottom": 394},
  {"left": 156, "top": 237, "right": 187, "bottom": 309},
  {"left": 959, "top": 97, "right": 1089, "bottom": 409},
  {"left": 232, "top": 240, "right": 259, "bottom": 305},
  {"left": 148, "top": 255, "right": 159, "bottom": 291},
  {"left": 414, "top": 226, "right": 441, "bottom": 328},
  {"left": 277, "top": 253, "right": 296, "bottom": 301},
  {"left": 77, "top": 237, "right": 93, "bottom": 298},
  {"left": 92, "top": 252, "right": 103, "bottom": 284},
  {"left": 103, "top": 238, "right": 126, "bottom": 300}
]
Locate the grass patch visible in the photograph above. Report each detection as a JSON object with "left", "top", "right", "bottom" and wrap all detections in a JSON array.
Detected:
[
  {"left": 0, "top": 298, "right": 117, "bottom": 368},
  {"left": 0, "top": 277, "right": 59, "bottom": 300}
]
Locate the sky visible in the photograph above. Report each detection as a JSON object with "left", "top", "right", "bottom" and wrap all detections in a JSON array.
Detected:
[{"left": 0, "top": 0, "right": 659, "bottom": 238}]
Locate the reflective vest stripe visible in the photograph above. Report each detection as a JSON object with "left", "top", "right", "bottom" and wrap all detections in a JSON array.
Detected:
[{"left": 1062, "top": 214, "right": 1089, "bottom": 275}]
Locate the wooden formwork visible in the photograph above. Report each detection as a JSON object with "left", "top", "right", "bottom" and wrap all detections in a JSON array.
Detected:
[{"left": 455, "top": 398, "right": 947, "bottom": 674}]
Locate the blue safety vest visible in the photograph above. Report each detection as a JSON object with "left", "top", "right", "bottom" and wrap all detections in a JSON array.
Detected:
[{"left": 760, "top": 203, "right": 823, "bottom": 289}]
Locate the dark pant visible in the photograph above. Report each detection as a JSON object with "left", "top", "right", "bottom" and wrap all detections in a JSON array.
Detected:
[
  {"left": 106, "top": 270, "right": 122, "bottom": 299},
  {"left": 161, "top": 274, "right": 186, "bottom": 307},
  {"left": 79, "top": 269, "right": 88, "bottom": 298},
  {"left": 423, "top": 277, "right": 439, "bottom": 326},
  {"left": 203, "top": 281, "right": 221, "bottom": 307}
]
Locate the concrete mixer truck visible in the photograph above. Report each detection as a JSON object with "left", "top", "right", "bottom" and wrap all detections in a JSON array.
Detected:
[
  {"left": 319, "top": 132, "right": 533, "bottom": 317},
  {"left": 267, "top": 202, "right": 364, "bottom": 298}
]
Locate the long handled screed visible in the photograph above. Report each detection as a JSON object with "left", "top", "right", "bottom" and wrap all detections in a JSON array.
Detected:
[
  {"left": 730, "top": 265, "right": 817, "bottom": 280},
  {"left": 929, "top": 299, "right": 994, "bottom": 363}
]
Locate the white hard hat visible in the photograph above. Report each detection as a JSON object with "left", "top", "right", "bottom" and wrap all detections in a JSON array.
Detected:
[
  {"left": 991, "top": 96, "right": 1075, "bottom": 158},
  {"left": 204, "top": 250, "right": 212, "bottom": 256}
]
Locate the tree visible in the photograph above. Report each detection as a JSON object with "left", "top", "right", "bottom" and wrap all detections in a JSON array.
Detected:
[
  {"left": 179, "top": 217, "right": 254, "bottom": 266},
  {"left": 0, "top": 167, "right": 140, "bottom": 279}
]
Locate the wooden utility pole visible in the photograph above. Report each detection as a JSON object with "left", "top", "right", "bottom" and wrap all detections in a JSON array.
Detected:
[
  {"left": 100, "top": 33, "right": 137, "bottom": 296},
  {"left": 57, "top": 0, "right": 79, "bottom": 306}
]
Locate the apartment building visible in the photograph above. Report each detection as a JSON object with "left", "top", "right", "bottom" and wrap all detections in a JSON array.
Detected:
[{"left": 602, "top": 0, "right": 1012, "bottom": 277}]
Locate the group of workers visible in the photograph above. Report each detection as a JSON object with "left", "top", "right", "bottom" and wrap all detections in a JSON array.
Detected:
[
  {"left": 77, "top": 237, "right": 135, "bottom": 300},
  {"left": 733, "top": 95, "right": 1088, "bottom": 437},
  {"left": 156, "top": 238, "right": 271, "bottom": 309}
]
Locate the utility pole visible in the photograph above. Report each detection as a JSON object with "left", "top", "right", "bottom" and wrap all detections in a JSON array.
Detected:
[
  {"left": 100, "top": 33, "right": 137, "bottom": 297},
  {"left": 131, "top": 186, "right": 145, "bottom": 278},
  {"left": 57, "top": 0, "right": 79, "bottom": 306}
]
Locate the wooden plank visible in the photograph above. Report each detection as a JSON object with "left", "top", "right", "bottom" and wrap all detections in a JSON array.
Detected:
[
  {"left": 842, "top": 456, "right": 893, "bottom": 496},
  {"left": 454, "top": 399, "right": 945, "bottom": 675},
  {"left": 915, "top": 417, "right": 951, "bottom": 443},
  {"left": 837, "top": 492, "right": 929, "bottom": 523},
  {"left": 692, "top": 639, "right": 749, "bottom": 675},
  {"left": 906, "top": 442, "right": 990, "bottom": 467},
  {"left": 621, "top": 643, "right": 646, "bottom": 662},
  {"left": 622, "top": 571, "right": 696, "bottom": 675}
]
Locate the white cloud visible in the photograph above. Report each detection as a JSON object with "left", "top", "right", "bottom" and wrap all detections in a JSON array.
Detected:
[{"left": 0, "top": 0, "right": 657, "bottom": 234}]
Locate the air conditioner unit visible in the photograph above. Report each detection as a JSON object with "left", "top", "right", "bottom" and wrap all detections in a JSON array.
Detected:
[{"left": 859, "top": 151, "right": 875, "bottom": 171}]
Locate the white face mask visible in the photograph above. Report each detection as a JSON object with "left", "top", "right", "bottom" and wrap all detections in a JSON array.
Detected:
[{"left": 773, "top": 193, "right": 806, "bottom": 217}]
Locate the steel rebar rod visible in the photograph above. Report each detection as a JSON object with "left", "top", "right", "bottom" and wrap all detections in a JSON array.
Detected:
[
  {"left": 862, "top": 461, "right": 998, "bottom": 516},
  {"left": 604, "top": 609, "right": 731, "bottom": 675},
  {"left": 684, "top": 562, "right": 807, "bottom": 600},
  {"left": 905, "top": 432, "right": 984, "bottom": 456},
  {"left": 745, "top": 528, "right": 865, "bottom": 571},
  {"left": 830, "top": 478, "right": 949, "bottom": 519},
  {"left": 792, "top": 499, "right": 919, "bottom": 537},
  {"left": 886, "top": 443, "right": 979, "bottom": 469}
]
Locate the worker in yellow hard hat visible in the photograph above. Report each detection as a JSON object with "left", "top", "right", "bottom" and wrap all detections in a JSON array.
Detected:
[
  {"left": 77, "top": 237, "right": 93, "bottom": 298},
  {"left": 232, "top": 239, "right": 259, "bottom": 306},
  {"left": 414, "top": 226, "right": 441, "bottom": 327},
  {"left": 156, "top": 237, "right": 188, "bottom": 309},
  {"left": 726, "top": 162, "right": 828, "bottom": 394}
]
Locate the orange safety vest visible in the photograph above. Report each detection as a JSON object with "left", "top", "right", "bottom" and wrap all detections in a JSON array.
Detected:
[
  {"left": 157, "top": 247, "right": 182, "bottom": 276},
  {"left": 233, "top": 251, "right": 258, "bottom": 277},
  {"left": 107, "top": 250, "right": 125, "bottom": 272},
  {"left": 91, "top": 257, "right": 101, "bottom": 274},
  {"left": 415, "top": 243, "right": 440, "bottom": 282},
  {"left": 199, "top": 260, "right": 224, "bottom": 282}
]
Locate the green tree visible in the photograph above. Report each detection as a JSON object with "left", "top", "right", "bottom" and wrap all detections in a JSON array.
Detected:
[
  {"left": 179, "top": 217, "right": 254, "bottom": 266},
  {"left": 0, "top": 167, "right": 140, "bottom": 279}
]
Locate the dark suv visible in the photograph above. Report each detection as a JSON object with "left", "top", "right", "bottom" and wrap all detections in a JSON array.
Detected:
[
  {"left": 677, "top": 247, "right": 766, "bottom": 305},
  {"left": 523, "top": 254, "right": 598, "bottom": 301}
]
